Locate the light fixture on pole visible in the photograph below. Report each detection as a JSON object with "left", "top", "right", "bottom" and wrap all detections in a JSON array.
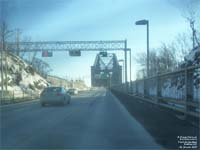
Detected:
[{"left": 135, "top": 19, "right": 149, "bottom": 77}]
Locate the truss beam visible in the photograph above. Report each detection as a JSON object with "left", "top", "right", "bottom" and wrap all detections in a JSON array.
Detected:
[{"left": 8, "top": 40, "right": 126, "bottom": 52}]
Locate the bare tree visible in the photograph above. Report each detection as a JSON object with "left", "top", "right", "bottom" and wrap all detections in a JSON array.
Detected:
[
  {"left": 149, "top": 51, "right": 158, "bottom": 76},
  {"left": 0, "top": 21, "right": 14, "bottom": 91},
  {"left": 169, "top": 0, "right": 200, "bottom": 48},
  {"left": 135, "top": 52, "right": 147, "bottom": 78},
  {"left": 158, "top": 44, "right": 177, "bottom": 72},
  {"left": 135, "top": 51, "right": 159, "bottom": 77},
  {"left": 172, "top": 33, "right": 192, "bottom": 61},
  {"left": 30, "top": 58, "right": 52, "bottom": 78},
  {"left": 135, "top": 43, "right": 178, "bottom": 79}
]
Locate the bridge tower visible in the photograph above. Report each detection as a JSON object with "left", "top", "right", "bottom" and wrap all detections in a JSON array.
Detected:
[{"left": 91, "top": 52, "right": 122, "bottom": 87}]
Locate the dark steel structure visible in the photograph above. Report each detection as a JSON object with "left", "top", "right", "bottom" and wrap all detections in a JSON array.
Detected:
[
  {"left": 91, "top": 52, "right": 122, "bottom": 87},
  {"left": 8, "top": 40, "right": 126, "bottom": 52},
  {"left": 8, "top": 40, "right": 130, "bottom": 88}
]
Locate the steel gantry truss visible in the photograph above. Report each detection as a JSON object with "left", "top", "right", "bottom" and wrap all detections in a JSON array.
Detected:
[
  {"left": 8, "top": 40, "right": 131, "bottom": 87},
  {"left": 8, "top": 40, "right": 126, "bottom": 52}
]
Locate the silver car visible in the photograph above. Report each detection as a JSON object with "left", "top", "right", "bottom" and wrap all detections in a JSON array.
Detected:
[
  {"left": 67, "top": 88, "right": 78, "bottom": 95},
  {"left": 40, "top": 87, "right": 71, "bottom": 106}
]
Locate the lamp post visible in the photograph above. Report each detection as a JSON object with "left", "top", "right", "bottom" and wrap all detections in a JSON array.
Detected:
[
  {"left": 126, "top": 48, "right": 132, "bottom": 82},
  {"left": 127, "top": 48, "right": 132, "bottom": 93},
  {"left": 118, "top": 59, "right": 124, "bottom": 83},
  {"left": 1, "top": 38, "right": 3, "bottom": 100},
  {"left": 135, "top": 19, "right": 149, "bottom": 77}
]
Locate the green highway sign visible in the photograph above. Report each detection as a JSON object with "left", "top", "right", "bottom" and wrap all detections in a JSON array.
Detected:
[
  {"left": 100, "top": 73, "right": 110, "bottom": 79},
  {"left": 94, "top": 73, "right": 110, "bottom": 79}
]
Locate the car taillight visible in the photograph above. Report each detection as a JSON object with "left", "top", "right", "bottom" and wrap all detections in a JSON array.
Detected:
[{"left": 56, "top": 93, "right": 63, "bottom": 96}]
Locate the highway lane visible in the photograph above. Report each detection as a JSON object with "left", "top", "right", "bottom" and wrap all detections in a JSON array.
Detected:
[{"left": 0, "top": 89, "right": 163, "bottom": 149}]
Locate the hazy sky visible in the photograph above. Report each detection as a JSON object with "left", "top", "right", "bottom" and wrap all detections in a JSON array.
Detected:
[{"left": 1, "top": 0, "right": 194, "bottom": 86}]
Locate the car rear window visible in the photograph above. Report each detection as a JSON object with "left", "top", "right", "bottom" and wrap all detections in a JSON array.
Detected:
[{"left": 43, "top": 87, "right": 61, "bottom": 93}]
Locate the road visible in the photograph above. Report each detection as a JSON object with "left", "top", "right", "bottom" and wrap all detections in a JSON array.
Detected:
[{"left": 0, "top": 88, "right": 163, "bottom": 149}]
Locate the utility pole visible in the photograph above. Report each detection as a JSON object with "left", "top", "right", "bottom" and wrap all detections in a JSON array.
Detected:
[
  {"left": 1, "top": 35, "right": 3, "bottom": 100},
  {"left": 3, "top": 24, "right": 10, "bottom": 92},
  {"left": 124, "top": 40, "right": 128, "bottom": 91},
  {"left": 1, "top": 23, "right": 5, "bottom": 99},
  {"left": 16, "top": 28, "right": 21, "bottom": 56},
  {"left": 129, "top": 48, "right": 132, "bottom": 82},
  {"left": 147, "top": 21, "right": 149, "bottom": 77},
  {"left": 5, "top": 42, "right": 7, "bottom": 91},
  {"left": 190, "top": 20, "right": 195, "bottom": 49},
  {"left": 129, "top": 48, "right": 132, "bottom": 93},
  {"left": 135, "top": 19, "right": 150, "bottom": 77},
  {"left": 1, "top": 22, "right": 14, "bottom": 96}
]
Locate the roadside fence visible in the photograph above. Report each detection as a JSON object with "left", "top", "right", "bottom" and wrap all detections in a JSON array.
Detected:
[
  {"left": 0, "top": 90, "right": 40, "bottom": 105},
  {"left": 111, "top": 65, "right": 200, "bottom": 118}
]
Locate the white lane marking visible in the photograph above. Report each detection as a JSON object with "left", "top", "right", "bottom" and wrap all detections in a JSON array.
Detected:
[
  {"left": 68, "top": 89, "right": 107, "bottom": 99},
  {"left": 0, "top": 99, "right": 39, "bottom": 109},
  {"left": 1, "top": 90, "right": 102, "bottom": 108},
  {"left": 94, "top": 92, "right": 106, "bottom": 97}
]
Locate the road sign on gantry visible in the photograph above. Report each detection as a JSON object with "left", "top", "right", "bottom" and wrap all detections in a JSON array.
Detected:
[
  {"left": 69, "top": 50, "right": 81, "bottom": 56},
  {"left": 42, "top": 51, "right": 53, "bottom": 57},
  {"left": 99, "top": 52, "right": 107, "bottom": 57},
  {"left": 100, "top": 72, "right": 110, "bottom": 79}
]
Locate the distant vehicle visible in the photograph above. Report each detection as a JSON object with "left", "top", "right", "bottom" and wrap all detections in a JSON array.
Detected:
[
  {"left": 67, "top": 88, "right": 78, "bottom": 95},
  {"left": 40, "top": 87, "right": 71, "bottom": 106}
]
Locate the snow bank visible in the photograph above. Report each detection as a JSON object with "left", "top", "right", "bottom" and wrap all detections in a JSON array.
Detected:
[
  {"left": 0, "top": 52, "right": 49, "bottom": 95},
  {"left": 161, "top": 46, "right": 200, "bottom": 101}
]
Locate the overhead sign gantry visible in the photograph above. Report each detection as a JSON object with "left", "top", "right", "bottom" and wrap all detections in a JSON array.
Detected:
[
  {"left": 8, "top": 40, "right": 131, "bottom": 85},
  {"left": 9, "top": 40, "right": 126, "bottom": 52}
]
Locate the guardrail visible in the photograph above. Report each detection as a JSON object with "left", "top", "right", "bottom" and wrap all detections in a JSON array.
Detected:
[
  {"left": 111, "top": 65, "right": 200, "bottom": 118},
  {"left": 0, "top": 90, "right": 40, "bottom": 105}
]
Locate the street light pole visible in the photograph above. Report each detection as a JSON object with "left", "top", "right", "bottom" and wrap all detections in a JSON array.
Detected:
[
  {"left": 118, "top": 59, "right": 124, "bottom": 83},
  {"left": 129, "top": 48, "right": 132, "bottom": 93},
  {"left": 1, "top": 25, "right": 5, "bottom": 100},
  {"left": 124, "top": 40, "right": 127, "bottom": 83},
  {"left": 135, "top": 19, "right": 149, "bottom": 77},
  {"left": 129, "top": 48, "right": 132, "bottom": 82},
  {"left": 1, "top": 38, "right": 3, "bottom": 100},
  {"left": 146, "top": 21, "right": 149, "bottom": 77},
  {"left": 16, "top": 28, "right": 21, "bottom": 56}
]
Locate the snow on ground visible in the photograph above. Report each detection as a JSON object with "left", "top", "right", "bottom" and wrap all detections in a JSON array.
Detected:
[
  {"left": 149, "top": 86, "right": 156, "bottom": 96},
  {"left": 184, "top": 46, "right": 200, "bottom": 66},
  {"left": 161, "top": 46, "right": 200, "bottom": 102},
  {"left": 0, "top": 52, "right": 49, "bottom": 97}
]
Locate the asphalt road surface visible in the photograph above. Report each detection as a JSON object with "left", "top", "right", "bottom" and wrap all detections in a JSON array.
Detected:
[{"left": 0, "top": 88, "right": 163, "bottom": 149}]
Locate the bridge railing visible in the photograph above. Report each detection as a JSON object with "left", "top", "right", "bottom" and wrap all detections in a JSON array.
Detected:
[{"left": 111, "top": 65, "right": 200, "bottom": 118}]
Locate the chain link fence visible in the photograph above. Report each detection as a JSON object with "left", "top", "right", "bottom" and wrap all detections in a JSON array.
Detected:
[
  {"left": 0, "top": 90, "right": 40, "bottom": 105},
  {"left": 111, "top": 65, "right": 200, "bottom": 118}
]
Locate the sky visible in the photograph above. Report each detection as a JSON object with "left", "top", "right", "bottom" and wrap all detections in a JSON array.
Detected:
[{"left": 0, "top": 0, "right": 196, "bottom": 86}]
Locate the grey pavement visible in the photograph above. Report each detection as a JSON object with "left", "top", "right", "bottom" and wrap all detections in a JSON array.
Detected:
[{"left": 0, "top": 89, "right": 163, "bottom": 149}]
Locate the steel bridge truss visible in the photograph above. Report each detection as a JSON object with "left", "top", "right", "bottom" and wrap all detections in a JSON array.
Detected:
[
  {"left": 8, "top": 40, "right": 127, "bottom": 52},
  {"left": 8, "top": 40, "right": 131, "bottom": 86}
]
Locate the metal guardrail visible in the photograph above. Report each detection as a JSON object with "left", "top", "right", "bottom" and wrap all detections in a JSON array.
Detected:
[
  {"left": 0, "top": 90, "right": 40, "bottom": 105},
  {"left": 111, "top": 65, "right": 200, "bottom": 118}
]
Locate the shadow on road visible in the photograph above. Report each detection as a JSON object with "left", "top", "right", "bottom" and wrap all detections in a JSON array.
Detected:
[{"left": 111, "top": 90, "right": 199, "bottom": 149}]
